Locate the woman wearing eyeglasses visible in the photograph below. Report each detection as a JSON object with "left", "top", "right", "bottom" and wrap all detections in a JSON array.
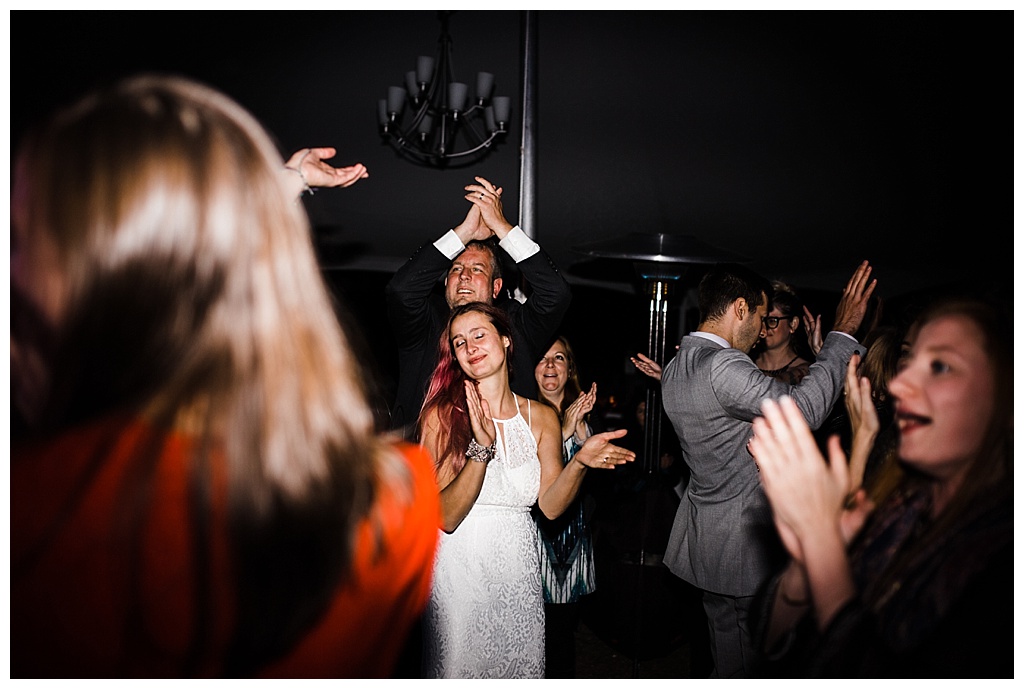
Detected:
[{"left": 751, "top": 281, "right": 817, "bottom": 385}]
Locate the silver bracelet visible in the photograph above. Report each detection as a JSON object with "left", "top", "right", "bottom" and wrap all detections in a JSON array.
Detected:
[
  {"left": 285, "top": 149, "right": 314, "bottom": 196},
  {"left": 284, "top": 166, "right": 314, "bottom": 196},
  {"left": 466, "top": 438, "right": 496, "bottom": 463}
]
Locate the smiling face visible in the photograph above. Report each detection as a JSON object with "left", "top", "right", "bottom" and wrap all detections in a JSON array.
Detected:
[
  {"left": 888, "top": 314, "right": 995, "bottom": 484},
  {"left": 449, "top": 309, "right": 510, "bottom": 381},
  {"left": 535, "top": 341, "right": 570, "bottom": 405},
  {"left": 444, "top": 245, "right": 501, "bottom": 308}
]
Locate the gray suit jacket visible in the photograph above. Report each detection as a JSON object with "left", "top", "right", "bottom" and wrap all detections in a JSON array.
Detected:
[{"left": 661, "top": 331, "right": 864, "bottom": 597}]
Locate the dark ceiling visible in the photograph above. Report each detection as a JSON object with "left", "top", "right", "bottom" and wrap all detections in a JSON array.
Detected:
[
  {"left": 15, "top": 10, "right": 1010, "bottom": 296},
  {"left": 12, "top": 10, "right": 1012, "bottom": 404}
]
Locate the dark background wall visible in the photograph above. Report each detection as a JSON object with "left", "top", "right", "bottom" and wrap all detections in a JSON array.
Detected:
[{"left": 12, "top": 10, "right": 1011, "bottom": 422}]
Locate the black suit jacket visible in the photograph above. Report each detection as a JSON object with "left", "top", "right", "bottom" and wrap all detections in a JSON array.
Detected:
[{"left": 384, "top": 241, "right": 571, "bottom": 438}]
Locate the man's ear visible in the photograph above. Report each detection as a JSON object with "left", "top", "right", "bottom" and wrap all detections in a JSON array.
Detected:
[
  {"left": 734, "top": 297, "right": 748, "bottom": 321},
  {"left": 492, "top": 278, "right": 503, "bottom": 300}
]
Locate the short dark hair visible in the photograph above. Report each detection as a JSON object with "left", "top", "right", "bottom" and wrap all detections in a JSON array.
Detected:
[{"left": 697, "top": 263, "right": 772, "bottom": 323}]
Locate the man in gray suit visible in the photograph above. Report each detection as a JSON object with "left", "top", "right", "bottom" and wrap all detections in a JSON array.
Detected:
[{"left": 660, "top": 260, "right": 876, "bottom": 677}]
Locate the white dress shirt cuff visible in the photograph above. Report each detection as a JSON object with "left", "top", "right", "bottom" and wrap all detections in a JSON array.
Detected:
[
  {"left": 433, "top": 229, "right": 466, "bottom": 260},
  {"left": 498, "top": 226, "right": 540, "bottom": 263},
  {"left": 829, "top": 331, "right": 859, "bottom": 344}
]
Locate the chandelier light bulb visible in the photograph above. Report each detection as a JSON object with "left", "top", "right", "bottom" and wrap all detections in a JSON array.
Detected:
[{"left": 377, "top": 12, "right": 511, "bottom": 168}]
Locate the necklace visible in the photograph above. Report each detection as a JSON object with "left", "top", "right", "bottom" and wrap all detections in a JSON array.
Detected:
[{"left": 760, "top": 355, "right": 800, "bottom": 378}]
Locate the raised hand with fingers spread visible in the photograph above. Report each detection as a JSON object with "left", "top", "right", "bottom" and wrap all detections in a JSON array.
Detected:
[{"left": 831, "top": 260, "right": 877, "bottom": 336}]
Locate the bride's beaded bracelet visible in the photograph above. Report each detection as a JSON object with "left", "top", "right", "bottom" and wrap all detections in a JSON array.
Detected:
[{"left": 466, "top": 438, "right": 496, "bottom": 464}]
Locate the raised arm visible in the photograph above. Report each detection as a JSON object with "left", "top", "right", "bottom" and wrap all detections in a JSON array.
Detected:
[
  {"left": 385, "top": 192, "right": 498, "bottom": 344},
  {"left": 282, "top": 147, "right": 368, "bottom": 197},
  {"left": 512, "top": 248, "right": 573, "bottom": 346},
  {"left": 384, "top": 245, "right": 451, "bottom": 351},
  {"left": 463, "top": 175, "right": 573, "bottom": 349}
]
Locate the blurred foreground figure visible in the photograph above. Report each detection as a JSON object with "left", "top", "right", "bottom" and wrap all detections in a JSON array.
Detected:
[
  {"left": 749, "top": 296, "right": 1012, "bottom": 677},
  {"left": 10, "top": 75, "right": 439, "bottom": 678}
]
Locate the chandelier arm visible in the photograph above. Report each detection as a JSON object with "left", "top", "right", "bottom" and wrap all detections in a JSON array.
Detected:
[
  {"left": 455, "top": 113, "right": 491, "bottom": 147},
  {"left": 386, "top": 134, "right": 437, "bottom": 165},
  {"left": 443, "top": 132, "right": 500, "bottom": 159}
]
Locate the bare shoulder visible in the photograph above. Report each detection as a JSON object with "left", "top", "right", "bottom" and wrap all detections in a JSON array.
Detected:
[
  {"left": 522, "top": 396, "right": 559, "bottom": 440},
  {"left": 524, "top": 396, "right": 559, "bottom": 424},
  {"left": 526, "top": 398, "right": 563, "bottom": 468}
]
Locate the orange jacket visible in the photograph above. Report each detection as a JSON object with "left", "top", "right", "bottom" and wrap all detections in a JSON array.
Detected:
[{"left": 11, "top": 416, "right": 440, "bottom": 678}]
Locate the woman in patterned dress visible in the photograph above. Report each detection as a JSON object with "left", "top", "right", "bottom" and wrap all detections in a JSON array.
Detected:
[{"left": 533, "top": 336, "right": 600, "bottom": 677}]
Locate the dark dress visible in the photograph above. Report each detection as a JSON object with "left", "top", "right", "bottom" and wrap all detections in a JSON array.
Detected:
[{"left": 752, "top": 480, "right": 1013, "bottom": 677}]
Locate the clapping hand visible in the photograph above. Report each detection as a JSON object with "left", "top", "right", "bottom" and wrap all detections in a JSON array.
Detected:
[
  {"left": 464, "top": 380, "right": 496, "bottom": 449},
  {"left": 750, "top": 396, "right": 868, "bottom": 627},
  {"left": 465, "top": 176, "right": 514, "bottom": 238},
  {"left": 563, "top": 382, "right": 597, "bottom": 442},
  {"left": 748, "top": 396, "right": 853, "bottom": 563},
  {"left": 453, "top": 203, "right": 490, "bottom": 244},
  {"left": 843, "top": 352, "right": 879, "bottom": 493}
]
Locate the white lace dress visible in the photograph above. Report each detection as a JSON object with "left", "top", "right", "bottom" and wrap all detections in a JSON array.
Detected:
[{"left": 423, "top": 396, "right": 545, "bottom": 678}]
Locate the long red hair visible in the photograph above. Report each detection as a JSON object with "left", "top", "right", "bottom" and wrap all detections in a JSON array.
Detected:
[{"left": 417, "top": 303, "right": 513, "bottom": 474}]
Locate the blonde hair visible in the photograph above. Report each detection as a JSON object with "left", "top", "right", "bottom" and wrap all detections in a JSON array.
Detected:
[{"left": 19, "top": 75, "right": 403, "bottom": 674}]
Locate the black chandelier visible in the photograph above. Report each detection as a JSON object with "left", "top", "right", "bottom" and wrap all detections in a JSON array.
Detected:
[{"left": 377, "top": 11, "right": 512, "bottom": 168}]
